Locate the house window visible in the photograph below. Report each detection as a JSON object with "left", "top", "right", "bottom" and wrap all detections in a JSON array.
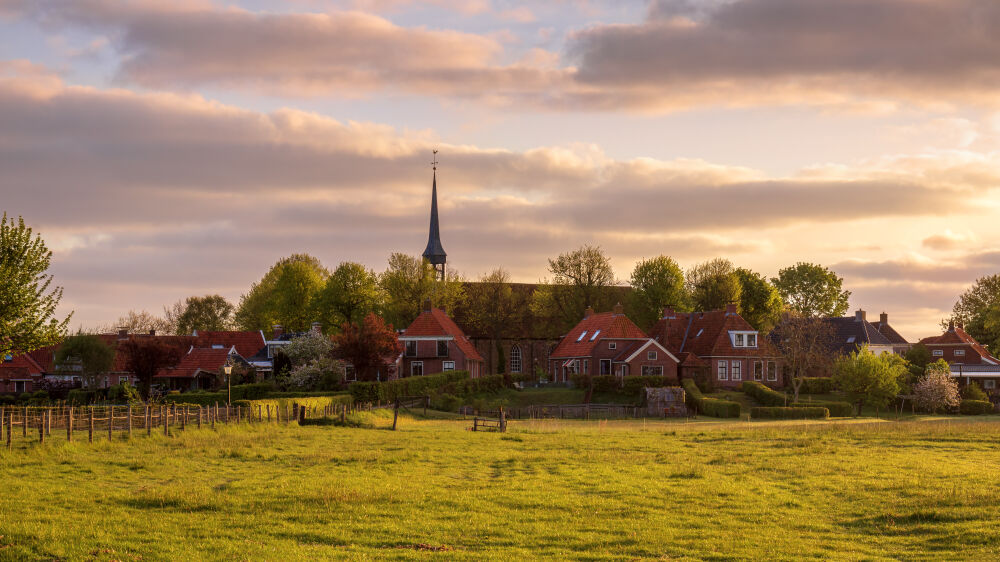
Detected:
[
  {"left": 405, "top": 341, "right": 417, "bottom": 357},
  {"left": 718, "top": 361, "right": 728, "bottom": 381},
  {"left": 609, "top": 342, "right": 617, "bottom": 350},
  {"left": 754, "top": 361, "right": 763, "bottom": 381},
  {"left": 600, "top": 359, "right": 611, "bottom": 375},
  {"left": 735, "top": 333, "right": 745, "bottom": 347},
  {"left": 583, "top": 359, "right": 589, "bottom": 374},
  {"left": 411, "top": 362, "right": 424, "bottom": 377},
  {"left": 119, "top": 376, "right": 129, "bottom": 385},
  {"left": 510, "top": 345, "right": 522, "bottom": 373},
  {"left": 747, "top": 334, "right": 757, "bottom": 347},
  {"left": 437, "top": 340, "right": 449, "bottom": 357},
  {"left": 14, "top": 381, "right": 26, "bottom": 393},
  {"left": 955, "top": 349, "right": 966, "bottom": 356},
  {"left": 647, "top": 351, "right": 657, "bottom": 361},
  {"left": 731, "top": 361, "right": 742, "bottom": 381},
  {"left": 344, "top": 365, "right": 356, "bottom": 381},
  {"left": 767, "top": 361, "right": 778, "bottom": 382},
  {"left": 577, "top": 331, "right": 588, "bottom": 342},
  {"left": 932, "top": 349, "right": 943, "bottom": 356},
  {"left": 442, "top": 361, "right": 455, "bottom": 371},
  {"left": 620, "top": 365, "right": 629, "bottom": 377},
  {"left": 984, "top": 380, "right": 996, "bottom": 390},
  {"left": 641, "top": 365, "right": 663, "bottom": 376},
  {"left": 590, "top": 330, "right": 601, "bottom": 341}
]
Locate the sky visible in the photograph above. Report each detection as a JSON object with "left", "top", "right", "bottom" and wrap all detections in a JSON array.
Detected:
[{"left": 2, "top": 0, "right": 1000, "bottom": 341}]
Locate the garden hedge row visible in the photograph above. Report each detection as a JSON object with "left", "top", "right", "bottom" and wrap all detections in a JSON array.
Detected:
[
  {"left": 348, "top": 371, "right": 472, "bottom": 403},
  {"left": 571, "top": 374, "right": 680, "bottom": 395},
  {"left": 743, "top": 381, "right": 852, "bottom": 416},
  {"left": 682, "top": 379, "right": 741, "bottom": 418},
  {"left": 751, "top": 407, "right": 830, "bottom": 419},
  {"left": 790, "top": 400, "right": 854, "bottom": 417},
  {"left": 797, "top": 377, "right": 836, "bottom": 394},
  {"left": 959, "top": 400, "right": 994, "bottom": 415}
]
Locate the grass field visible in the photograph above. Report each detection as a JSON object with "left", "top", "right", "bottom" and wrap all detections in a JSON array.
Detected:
[{"left": 3, "top": 412, "right": 1000, "bottom": 560}]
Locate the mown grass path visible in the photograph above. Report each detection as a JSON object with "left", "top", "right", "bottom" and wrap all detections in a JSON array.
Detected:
[{"left": 2, "top": 413, "right": 1000, "bottom": 560}]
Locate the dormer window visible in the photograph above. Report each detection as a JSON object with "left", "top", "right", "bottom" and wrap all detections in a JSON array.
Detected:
[
  {"left": 730, "top": 331, "right": 759, "bottom": 348},
  {"left": 747, "top": 334, "right": 756, "bottom": 347},
  {"left": 735, "top": 334, "right": 744, "bottom": 347},
  {"left": 577, "top": 331, "right": 588, "bottom": 342},
  {"left": 609, "top": 342, "right": 617, "bottom": 350}
]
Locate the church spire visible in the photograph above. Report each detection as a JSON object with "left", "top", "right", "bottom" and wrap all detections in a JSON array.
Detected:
[{"left": 422, "top": 150, "right": 447, "bottom": 281}]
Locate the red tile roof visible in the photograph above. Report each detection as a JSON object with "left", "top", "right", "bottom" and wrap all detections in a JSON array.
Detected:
[
  {"left": 155, "top": 347, "right": 232, "bottom": 379},
  {"left": 403, "top": 308, "right": 484, "bottom": 362},
  {"left": 649, "top": 310, "right": 781, "bottom": 359},
  {"left": 919, "top": 326, "right": 999, "bottom": 364},
  {"left": 194, "top": 331, "right": 266, "bottom": 358},
  {"left": 0, "top": 353, "right": 45, "bottom": 380},
  {"left": 550, "top": 312, "right": 648, "bottom": 358}
]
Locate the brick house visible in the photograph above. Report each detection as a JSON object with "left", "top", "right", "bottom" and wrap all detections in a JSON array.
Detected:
[
  {"left": 872, "top": 312, "right": 911, "bottom": 355},
  {"left": 819, "top": 310, "right": 899, "bottom": 357},
  {"left": 0, "top": 352, "right": 46, "bottom": 394},
  {"left": 155, "top": 346, "right": 243, "bottom": 391},
  {"left": 649, "top": 303, "right": 783, "bottom": 389},
  {"left": 548, "top": 303, "right": 679, "bottom": 383},
  {"left": 399, "top": 301, "right": 485, "bottom": 378},
  {"left": 920, "top": 321, "right": 1000, "bottom": 391}
]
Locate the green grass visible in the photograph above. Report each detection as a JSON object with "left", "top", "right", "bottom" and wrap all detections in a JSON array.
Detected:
[
  {"left": 463, "top": 387, "right": 640, "bottom": 409},
  {"left": 4, "top": 413, "right": 1000, "bottom": 559}
]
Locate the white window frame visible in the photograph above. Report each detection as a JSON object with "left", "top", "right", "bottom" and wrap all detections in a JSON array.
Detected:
[
  {"left": 641, "top": 365, "right": 663, "bottom": 376},
  {"left": 411, "top": 361, "right": 423, "bottom": 377},
  {"left": 718, "top": 361, "right": 728, "bottom": 381},
  {"left": 510, "top": 345, "right": 522, "bottom": 373},
  {"left": 405, "top": 340, "right": 417, "bottom": 357},
  {"left": 14, "top": 381, "right": 26, "bottom": 393},
  {"left": 747, "top": 334, "right": 757, "bottom": 347},
  {"left": 583, "top": 359, "right": 589, "bottom": 374},
  {"left": 647, "top": 351, "right": 657, "bottom": 361},
  {"left": 731, "top": 360, "right": 741, "bottom": 381},
  {"left": 608, "top": 342, "right": 617, "bottom": 350},
  {"left": 344, "top": 365, "right": 357, "bottom": 381},
  {"left": 932, "top": 349, "right": 944, "bottom": 357},
  {"left": 442, "top": 361, "right": 455, "bottom": 372},
  {"left": 955, "top": 349, "right": 966, "bottom": 356},
  {"left": 735, "top": 333, "right": 744, "bottom": 347},
  {"left": 600, "top": 359, "right": 612, "bottom": 375},
  {"left": 754, "top": 361, "right": 763, "bottom": 381},
  {"left": 767, "top": 361, "right": 777, "bottom": 382}
]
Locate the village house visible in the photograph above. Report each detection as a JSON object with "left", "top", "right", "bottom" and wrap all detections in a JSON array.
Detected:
[
  {"left": 649, "top": 303, "right": 784, "bottom": 389},
  {"left": 154, "top": 345, "right": 246, "bottom": 391},
  {"left": 920, "top": 321, "right": 1000, "bottom": 391},
  {"left": 399, "top": 300, "right": 485, "bottom": 378},
  {"left": 548, "top": 303, "right": 679, "bottom": 383},
  {"left": 0, "top": 352, "right": 46, "bottom": 394},
  {"left": 818, "top": 309, "right": 902, "bottom": 357}
]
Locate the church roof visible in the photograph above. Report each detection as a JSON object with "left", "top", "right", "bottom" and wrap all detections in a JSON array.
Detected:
[{"left": 422, "top": 169, "right": 446, "bottom": 264}]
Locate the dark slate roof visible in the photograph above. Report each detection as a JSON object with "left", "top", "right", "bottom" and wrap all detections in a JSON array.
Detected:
[
  {"left": 648, "top": 308, "right": 782, "bottom": 359},
  {"left": 422, "top": 170, "right": 447, "bottom": 264},
  {"left": 822, "top": 317, "right": 893, "bottom": 355},
  {"left": 872, "top": 321, "right": 909, "bottom": 345}
]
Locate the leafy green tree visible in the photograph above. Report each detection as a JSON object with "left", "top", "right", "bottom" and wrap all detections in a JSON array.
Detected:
[
  {"left": 54, "top": 334, "right": 115, "bottom": 389},
  {"left": 772, "top": 262, "right": 850, "bottom": 317},
  {"left": 379, "top": 253, "right": 464, "bottom": 329},
  {"left": 530, "top": 245, "right": 618, "bottom": 332},
  {"left": 833, "top": 346, "right": 906, "bottom": 416},
  {"left": 0, "top": 213, "right": 71, "bottom": 357},
  {"left": 686, "top": 258, "right": 741, "bottom": 311},
  {"left": 175, "top": 295, "right": 235, "bottom": 334},
  {"left": 311, "top": 262, "right": 384, "bottom": 333},
  {"left": 949, "top": 275, "right": 1000, "bottom": 354},
  {"left": 628, "top": 255, "right": 688, "bottom": 329},
  {"left": 734, "top": 268, "right": 784, "bottom": 332},
  {"left": 465, "top": 268, "right": 526, "bottom": 374},
  {"left": 235, "top": 254, "right": 329, "bottom": 336}
]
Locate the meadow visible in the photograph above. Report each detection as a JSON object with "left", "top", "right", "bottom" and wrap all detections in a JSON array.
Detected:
[{"left": 2, "top": 412, "right": 1000, "bottom": 560}]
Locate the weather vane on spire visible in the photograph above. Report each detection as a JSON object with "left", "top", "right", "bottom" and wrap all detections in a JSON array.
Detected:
[{"left": 431, "top": 149, "right": 438, "bottom": 171}]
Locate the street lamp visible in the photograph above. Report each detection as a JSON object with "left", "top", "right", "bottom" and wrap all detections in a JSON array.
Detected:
[{"left": 223, "top": 358, "right": 233, "bottom": 405}]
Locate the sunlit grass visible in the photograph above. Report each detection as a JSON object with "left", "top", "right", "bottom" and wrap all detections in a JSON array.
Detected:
[{"left": 2, "top": 412, "right": 1000, "bottom": 560}]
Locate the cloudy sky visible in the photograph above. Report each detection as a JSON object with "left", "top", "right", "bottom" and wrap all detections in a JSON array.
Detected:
[{"left": 2, "top": 0, "right": 1000, "bottom": 340}]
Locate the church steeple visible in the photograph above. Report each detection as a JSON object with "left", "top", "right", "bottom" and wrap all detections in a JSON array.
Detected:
[{"left": 422, "top": 150, "right": 447, "bottom": 281}]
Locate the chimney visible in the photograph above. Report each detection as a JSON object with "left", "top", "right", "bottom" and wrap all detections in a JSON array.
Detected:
[
  {"left": 117, "top": 327, "right": 128, "bottom": 340},
  {"left": 663, "top": 305, "right": 676, "bottom": 319},
  {"left": 584, "top": 306, "right": 594, "bottom": 318},
  {"left": 613, "top": 302, "right": 624, "bottom": 316},
  {"left": 149, "top": 329, "right": 156, "bottom": 336},
  {"left": 725, "top": 302, "right": 738, "bottom": 315},
  {"left": 423, "top": 298, "right": 433, "bottom": 313},
  {"left": 948, "top": 320, "right": 955, "bottom": 332},
  {"left": 957, "top": 321, "right": 964, "bottom": 331},
  {"left": 311, "top": 322, "right": 322, "bottom": 335},
  {"left": 272, "top": 324, "right": 283, "bottom": 339},
  {"left": 855, "top": 309, "right": 867, "bottom": 323},
  {"left": 880, "top": 312, "right": 888, "bottom": 325}
]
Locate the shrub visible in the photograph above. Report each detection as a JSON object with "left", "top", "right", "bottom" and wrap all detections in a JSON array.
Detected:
[
  {"left": 798, "top": 377, "right": 836, "bottom": 394},
  {"left": 67, "top": 389, "right": 99, "bottom": 405},
  {"left": 569, "top": 373, "right": 590, "bottom": 388},
  {"left": 913, "top": 367, "right": 961, "bottom": 413},
  {"left": 0, "top": 394, "right": 15, "bottom": 405},
  {"left": 692, "top": 368, "right": 715, "bottom": 394},
  {"left": 622, "top": 376, "right": 673, "bottom": 396},
  {"left": 349, "top": 371, "right": 473, "bottom": 404},
  {"left": 751, "top": 407, "right": 829, "bottom": 419},
  {"left": 682, "top": 379, "right": 740, "bottom": 418},
  {"left": 592, "top": 376, "right": 621, "bottom": 393},
  {"left": 959, "top": 400, "right": 993, "bottom": 415},
  {"left": 961, "top": 382, "right": 988, "bottom": 401},
  {"left": 789, "top": 400, "right": 853, "bottom": 417},
  {"left": 430, "top": 393, "right": 463, "bottom": 412},
  {"left": 742, "top": 381, "right": 788, "bottom": 406}
]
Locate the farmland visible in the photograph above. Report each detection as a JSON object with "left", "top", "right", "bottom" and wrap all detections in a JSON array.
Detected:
[{"left": 3, "top": 412, "right": 1000, "bottom": 560}]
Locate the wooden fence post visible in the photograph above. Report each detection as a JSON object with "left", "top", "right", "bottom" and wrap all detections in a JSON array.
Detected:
[
  {"left": 6, "top": 410, "right": 11, "bottom": 449},
  {"left": 284, "top": 405, "right": 289, "bottom": 425},
  {"left": 341, "top": 404, "right": 346, "bottom": 424},
  {"left": 0, "top": 407, "right": 4, "bottom": 440},
  {"left": 197, "top": 406, "right": 202, "bottom": 430},
  {"left": 145, "top": 405, "right": 151, "bottom": 436},
  {"left": 127, "top": 405, "right": 132, "bottom": 438},
  {"left": 22, "top": 406, "right": 28, "bottom": 437},
  {"left": 88, "top": 408, "right": 94, "bottom": 443},
  {"left": 392, "top": 399, "right": 399, "bottom": 431},
  {"left": 266, "top": 405, "right": 271, "bottom": 423},
  {"left": 38, "top": 410, "right": 44, "bottom": 444},
  {"left": 67, "top": 407, "right": 73, "bottom": 442},
  {"left": 181, "top": 406, "right": 186, "bottom": 431},
  {"left": 108, "top": 406, "right": 114, "bottom": 441}
]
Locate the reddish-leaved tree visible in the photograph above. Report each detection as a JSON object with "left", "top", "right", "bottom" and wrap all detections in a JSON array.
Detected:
[
  {"left": 121, "top": 336, "right": 192, "bottom": 398},
  {"left": 334, "top": 313, "right": 402, "bottom": 382}
]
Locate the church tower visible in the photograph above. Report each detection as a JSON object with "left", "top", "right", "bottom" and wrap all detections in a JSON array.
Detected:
[{"left": 422, "top": 150, "right": 447, "bottom": 281}]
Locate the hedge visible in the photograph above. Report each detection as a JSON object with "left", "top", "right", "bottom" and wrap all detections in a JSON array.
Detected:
[
  {"left": 790, "top": 400, "right": 854, "bottom": 417},
  {"left": 622, "top": 376, "right": 676, "bottom": 396},
  {"left": 349, "top": 371, "right": 471, "bottom": 404},
  {"left": 249, "top": 394, "right": 354, "bottom": 414},
  {"left": 682, "top": 379, "right": 741, "bottom": 418},
  {"left": 797, "top": 377, "right": 836, "bottom": 394},
  {"left": 751, "top": 407, "right": 830, "bottom": 419},
  {"left": 959, "top": 400, "right": 994, "bottom": 415},
  {"left": 742, "top": 381, "right": 787, "bottom": 406}
]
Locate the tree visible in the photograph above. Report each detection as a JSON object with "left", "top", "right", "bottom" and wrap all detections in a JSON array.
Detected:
[
  {"left": 530, "top": 245, "right": 618, "bottom": 332},
  {"left": 121, "top": 336, "right": 190, "bottom": 399},
  {"left": 54, "top": 335, "right": 115, "bottom": 389},
  {"left": 282, "top": 331, "right": 341, "bottom": 390},
  {"left": 235, "top": 254, "right": 329, "bottom": 335},
  {"left": 772, "top": 262, "right": 850, "bottom": 317},
  {"left": 465, "top": 268, "right": 526, "bottom": 374},
  {"left": 104, "top": 310, "right": 173, "bottom": 335},
  {"left": 913, "top": 360, "right": 961, "bottom": 413},
  {"left": 949, "top": 274, "right": 1000, "bottom": 354},
  {"left": 628, "top": 256, "right": 688, "bottom": 329},
  {"left": 334, "top": 313, "right": 403, "bottom": 382},
  {"left": 833, "top": 346, "right": 906, "bottom": 416},
  {"left": 0, "top": 213, "right": 71, "bottom": 357},
  {"left": 379, "top": 253, "right": 464, "bottom": 329},
  {"left": 281, "top": 331, "right": 334, "bottom": 367},
  {"left": 175, "top": 295, "right": 235, "bottom": 335},
  {"left": 773, "top": 314, "right": 836, "bottom": 402},
  {"left": 311, "top": 262, "right": 384, "bottom": 332},
  {"left": 686, "top": 258, "right": 741, "bottom": 311},
  {"left": 734, "top": 268, "right": 784, "bottom": 332}
]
